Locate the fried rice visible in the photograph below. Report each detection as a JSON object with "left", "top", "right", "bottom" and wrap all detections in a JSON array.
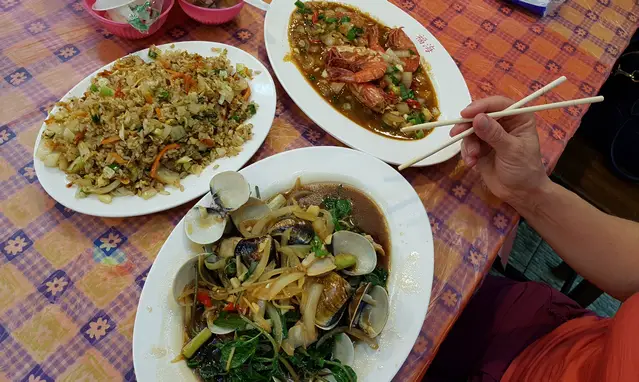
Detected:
[{"left": 37, "top": 45, "right": 258, "bottom": 203}]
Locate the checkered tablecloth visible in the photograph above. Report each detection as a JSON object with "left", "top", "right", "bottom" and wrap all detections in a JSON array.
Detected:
[{"left": 1, "top": 0, "right": 637, "bottom": 381}]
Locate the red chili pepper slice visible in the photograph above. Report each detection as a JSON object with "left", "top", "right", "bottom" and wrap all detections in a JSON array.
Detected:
[
  {"left": 312, "top": 10, "right": 319, "bottom": 24},
  {"left": 406, "top": 99, "right": 421, "bottom": 109},
  {"left": 197, "top": 291, "right": 212, "bottom": 308},
  {"left": 223, "top": 302, "right": 237, "bottom": 312}
]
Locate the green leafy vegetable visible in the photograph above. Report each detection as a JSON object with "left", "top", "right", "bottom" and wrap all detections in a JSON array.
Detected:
[
  {"left": 186, "top": 340, "right": 223, "bottom": 376},
  {"left": 108, "top": 163, "right": 120, "bottom": 171},
  {"left": 248, "top": 104, "right": 257, "bottom": 115},
  {"left": 415, "top": 130, "right": 425, "bottom": 139},
  {"left": 90, "top": 84, "right": 98, "bottom": 92},
  {"left": 214, "top": 312, "right": 246, "bottom": 330},
  {"left": 341, "top": 16, "right": 351, "bottom": 23},
  {"left": 322, "top": 196, "right": 353, "bottom": 231},
  {"left": 390, "top": 75, "right": 400, "bottom": 86},
  {"left": 308, "top": 74, "right": 317, "bottom": 81},
  {"left": 362, "top": 267, "right": 388, "bottom": 287},
  {"left": 310, "top": 235, "right": 329, "bottom": 258},
  {"left": 346, "top": 26, "right": 364, "bottom": 41},
  {"left": 325, "top": 16, "right": 338, "bottom": 23},
  {"left": 232, "top": 115, "right": 241, "bottom": 122},
  {"left": 220, "top": 333, "right": 260, "bottom": 370},
  {"left": 148, "top": 50, "right": 158, "bottom": 59},
  {"left": 329, "top": 363, "right": 358, "bottom": 382},
  {"left": 91, "top": 114, "right": 100, "bottom": 124},
  {"left": 318, "top": 13, "right": 325, "bottom": 20}
]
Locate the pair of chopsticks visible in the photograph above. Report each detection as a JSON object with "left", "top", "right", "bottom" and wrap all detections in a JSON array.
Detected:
[{"left": 397, "top": 76, "right": 604, "bottom": 170}]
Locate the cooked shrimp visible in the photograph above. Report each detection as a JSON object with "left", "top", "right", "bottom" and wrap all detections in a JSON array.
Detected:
[
  {"left": 326, "top": 47, "right": 387, "bottom": 83},
  {"left": 348, "top": 83, "right": 397, "bottom": 113},
  {"left": 367, "top": 25, "right": 384, "bottom": 53},
  {"left": 387, "top": 28, "right": 420, "bottom": 72}
]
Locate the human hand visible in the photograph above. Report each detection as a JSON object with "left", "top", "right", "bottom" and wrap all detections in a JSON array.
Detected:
[{"left": 450, "top": 96, "right": 550, "bottom": 207}]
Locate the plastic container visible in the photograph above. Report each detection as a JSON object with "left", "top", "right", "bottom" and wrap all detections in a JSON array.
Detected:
[
  {"left": 84, "top": 0, "right": 175, "bottom": 39},
  {"left": 177, "top": 0, "right": 244, "bottom": 24},
  {"left": 178, "top": 0, "right": 269, "bottom": 25},
  {"left": 505, "top": 0, "right": 567, "bottom": 16},
  {"left": 92, "top": 0, "right": 147, "bottom": 24}
]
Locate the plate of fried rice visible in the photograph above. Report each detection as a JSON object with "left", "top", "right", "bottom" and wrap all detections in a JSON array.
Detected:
[{"left": 34, "top": 41, "right": 276, "bottom": 217}]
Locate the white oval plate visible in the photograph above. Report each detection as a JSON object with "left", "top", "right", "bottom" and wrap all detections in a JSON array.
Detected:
[
  {"left": 34, "top": 41, "right": 276, "bottom": 217},
  {"left": 264, "top": 0, "right": 471, "bottom": 166},
  {"left": 132, "top": 146, "right": 434, "bottom": 382}
]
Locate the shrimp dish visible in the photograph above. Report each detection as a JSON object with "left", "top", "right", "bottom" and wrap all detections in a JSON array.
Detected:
[{"left": 288, "top": 1, "right": 439, "bottom": 140}]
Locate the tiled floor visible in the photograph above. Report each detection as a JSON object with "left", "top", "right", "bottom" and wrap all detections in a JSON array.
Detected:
[{"left": 506, "top": 221, "right": 621, "bottom": 317}]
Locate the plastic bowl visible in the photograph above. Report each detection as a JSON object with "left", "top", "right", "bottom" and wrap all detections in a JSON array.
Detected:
[
  {"left": 84, "top": 0, "right": 175, "bottom": 39},
  {"left": 177, "top": 0, "right": 243, "bottom": 24}
]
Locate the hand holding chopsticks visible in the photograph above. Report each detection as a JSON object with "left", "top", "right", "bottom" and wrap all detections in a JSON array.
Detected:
[{"left": 397, "top": 77, "right": 604, "bottom": 170}]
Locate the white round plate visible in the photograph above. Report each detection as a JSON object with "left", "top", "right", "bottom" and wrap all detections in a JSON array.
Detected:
[
  {"left": 34, "top": 41, "right": 276, "bottom": 217},
  {"left": 132, "top": 146, "right": 434, "bottom": 382},
  {"left": 263, "top": 0, "right": 471, "bottom": 167}
]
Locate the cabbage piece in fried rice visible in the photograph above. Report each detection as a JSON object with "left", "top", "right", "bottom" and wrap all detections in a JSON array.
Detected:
[{"left": 37, "top": 45, "right": 258, "bottom": 203}]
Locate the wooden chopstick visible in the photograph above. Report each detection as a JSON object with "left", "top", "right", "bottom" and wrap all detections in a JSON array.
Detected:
[
  {"left": 397, "top": 76, "right": 568, "bottom": 170},
  {"left": 401, "top": 96, "right": 603, "bottom": 133}
]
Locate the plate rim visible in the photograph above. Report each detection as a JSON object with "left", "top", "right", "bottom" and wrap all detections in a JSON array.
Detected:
[
  {"left": 132, "top": 146, "right": 434, "bottom": 382},
  {"left": 33, "top": 41, "right": 276, "bottom": 218},
  {"left": 264, "top": 0, "right": 472, "bottom": 167}
]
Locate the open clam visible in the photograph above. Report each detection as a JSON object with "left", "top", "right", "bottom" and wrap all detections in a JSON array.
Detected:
[
  {"left": 184, "top": 172, "right": 251, "bottom": 245},
  {"left": 332, "top": 231, "right": 377, "bottom": 276},
  {"left": 184, "top": 206, "right": 227, "bottom": 245},
  {"left": 209, "top": 171, "right": 250, "bottom": 214},
  {"left": 315, "top": 272, "right": 352, "bottom": 330},
  {"left": 333, "top": 333, "right": 355, "bottom": 366},
  {"left": 348, "top": 283, "right": 389, "bottom": 338}
]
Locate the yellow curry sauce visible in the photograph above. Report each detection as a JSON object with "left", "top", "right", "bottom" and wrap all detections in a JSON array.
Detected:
[{"left": 288, "top": 1, "right": 439, "bottom": 140}]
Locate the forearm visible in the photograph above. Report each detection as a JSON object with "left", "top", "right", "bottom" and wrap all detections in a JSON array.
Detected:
[{"left": 512, "top": 179, "right": 639, "bottom": 301}]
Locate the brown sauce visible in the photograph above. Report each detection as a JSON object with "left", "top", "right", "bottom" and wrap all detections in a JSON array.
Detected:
[{"left": 295, "top": 182, "right": 391, "bottom": 271}]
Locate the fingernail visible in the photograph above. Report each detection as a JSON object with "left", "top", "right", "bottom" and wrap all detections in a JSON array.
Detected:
[
  {"left": 476, "top": 114, "right": 489, "bottom": 130},
  {"left": 461, "top": 102, "right": 475, "bottom": 113}
]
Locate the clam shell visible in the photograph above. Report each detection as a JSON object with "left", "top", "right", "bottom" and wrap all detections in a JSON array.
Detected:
[{"left": 332, "top": 231, "right": 377, "bottom": 276}]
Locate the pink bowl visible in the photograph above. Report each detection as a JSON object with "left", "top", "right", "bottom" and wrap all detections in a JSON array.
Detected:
[
  {"left": 178, "top": 0, "right": 244, "bottom": 24},
  {"left": 84, "top": 0, "right": 175, "bottom": 40}
]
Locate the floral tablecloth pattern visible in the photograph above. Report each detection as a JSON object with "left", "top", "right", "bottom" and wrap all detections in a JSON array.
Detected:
[{"left": 1, "top": 0, "right": 638, "bottom": 381}]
